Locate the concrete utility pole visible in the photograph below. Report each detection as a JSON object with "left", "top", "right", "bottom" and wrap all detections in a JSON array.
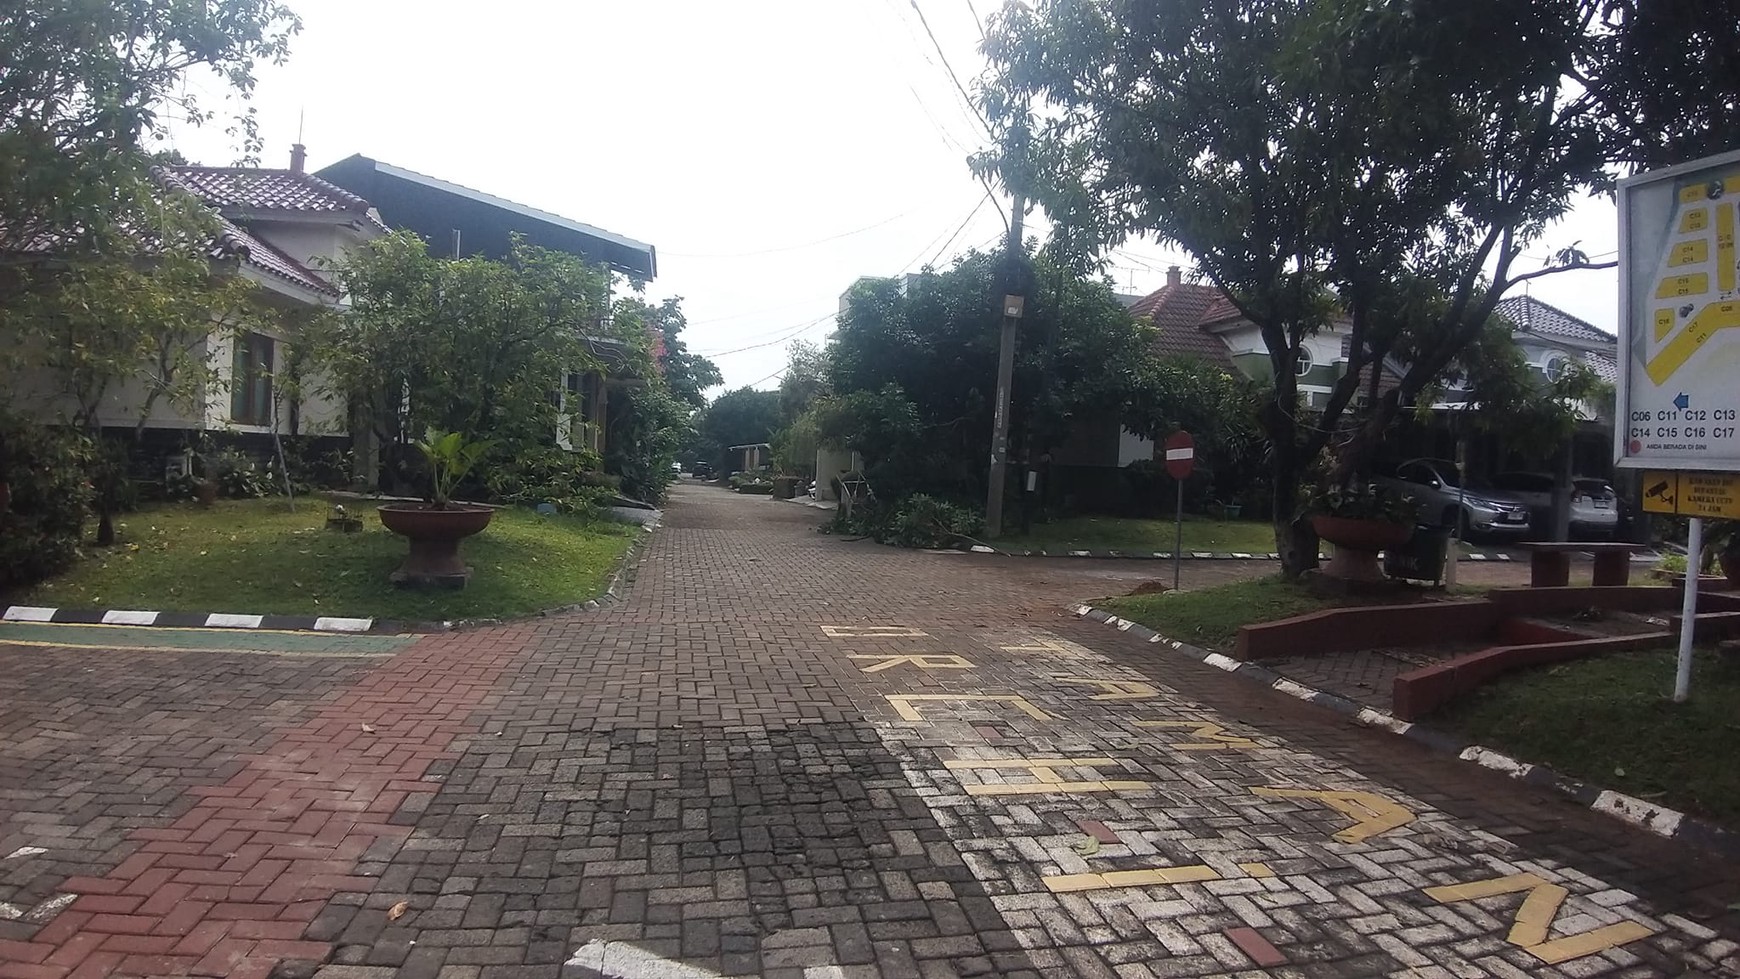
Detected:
[{"left": 984, "top": 193, "right": 1025, "bottom": 538}]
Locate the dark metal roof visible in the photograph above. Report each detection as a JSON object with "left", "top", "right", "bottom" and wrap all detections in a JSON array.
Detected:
[{"left": 315, "top": 154, "right": 657, "bottom": 279}]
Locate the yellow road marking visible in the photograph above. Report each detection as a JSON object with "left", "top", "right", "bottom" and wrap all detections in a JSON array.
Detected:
[
  {"left": 1251, "top": 786, "right": 1414, "bottom": 843},
  {"left": 848, "top": 654, "right": 974, "bottom": 673},
  {"left": 1043, "top": 861, "right": 1274, "bottom": 894},
  {"left": 1137, "top": 720, "right": 1258, "bottom": 750},
  {"left": 1426, "top": 872, "right": 1656, "bottom": 964},
  {"left": 885, "top": 694, "right": 1051, "bottom": 722},
  {"left": 1646, "top": 299, "right": 1740, "bottom": 384},
  {"left": 1527, "top": 923, "right": 1658, "bottom": 965},
  {"left": 822, "top": 625, "right": 928, "bottom": 638},
  {"left": 1053, "top": 677, "right": 1158, "bottom": 701},
  {"left": 942, "top": 758, "right": 1147, "bottom": 796},
  {"left": 998, "top": 639, "right": 1076, "bottom": 654}
]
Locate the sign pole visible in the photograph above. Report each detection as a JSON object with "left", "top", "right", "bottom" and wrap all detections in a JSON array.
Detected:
[
  {"left": 1174, "top": 479, "right": 1184, "bottom": 591},
  {"left": 1674, "top": 517, "right": 1703, "bottom": 703},
  {"left": 1162, "top": 430, "right": 1196, "bottom": 591}
]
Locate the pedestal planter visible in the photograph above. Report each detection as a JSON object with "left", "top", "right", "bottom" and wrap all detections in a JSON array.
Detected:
[
  {"left": 378, "top": 504, "right": 494, "bottom": 588},
  {"left": 1312, "top": 514, "right": 1412, "bottom": 582}
]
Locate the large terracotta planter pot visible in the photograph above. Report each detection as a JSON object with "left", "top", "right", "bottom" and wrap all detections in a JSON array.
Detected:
[
  {"left": 1312, "top": 514, "right": 1412, "bottom": 582},
  {"left": 378, "top": 504, "right": 494, "bottom": 588}
]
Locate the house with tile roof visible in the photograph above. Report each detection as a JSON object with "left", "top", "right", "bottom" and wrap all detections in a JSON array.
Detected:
[{"left": 5, "top": 145, "right": 384, "bottom": 449}]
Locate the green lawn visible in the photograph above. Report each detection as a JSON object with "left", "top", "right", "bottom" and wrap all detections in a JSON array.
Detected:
[
  {"left": 15, "top": 498, "right": 637, "bottom": 621},
  {"left": 1440, "top": 648, "right": 1740, "bottom": 829},
  {"left": 1096, "top": 576, "right": 1347, "bottom": 651},
  {"left": 998, "top": 514, "right": 1277, "bottom": 554}
]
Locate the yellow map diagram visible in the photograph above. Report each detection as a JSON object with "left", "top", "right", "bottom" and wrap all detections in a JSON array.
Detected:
[{"left": 1645, "top": 172, "right": 1740, "bottom": 384}]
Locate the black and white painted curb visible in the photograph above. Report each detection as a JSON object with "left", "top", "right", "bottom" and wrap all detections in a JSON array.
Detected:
[
  {"left": 2, "top": 605, "right": 374, "bottom": 632},
  {"left": 966, "top": 545, "right": 1521, "bottom": 562},
  {"left": 1072, "top": 602, "right": 1740, "bottom": 860}
]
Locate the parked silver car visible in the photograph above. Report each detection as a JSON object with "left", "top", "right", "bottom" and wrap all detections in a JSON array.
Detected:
[
  {"left": 1487, "top": 472, "right": 1621, "bottom": 539},
  {"left": 1378, "top": 458, "right": 1532, "bottom": 539}
]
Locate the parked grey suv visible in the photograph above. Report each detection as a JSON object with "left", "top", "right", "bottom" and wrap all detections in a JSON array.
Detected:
[{"left": 1378, "top": 458, "right": 1532, "bottom": 539}]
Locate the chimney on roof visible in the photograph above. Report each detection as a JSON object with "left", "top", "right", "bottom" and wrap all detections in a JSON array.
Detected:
[
  {"left": 289, "top": 143, "right": 307, "bottom": 174},
  {"left": 1166, "top": 265, "right": 1182, "bottom": 288}
]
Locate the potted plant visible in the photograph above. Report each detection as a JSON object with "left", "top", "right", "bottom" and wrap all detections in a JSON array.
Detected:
[
  {"left": 1308, "top": 482, "right": 1417, "bottom": 581},
  {"left": 377, "top": 431, "right": 495, "bottom": 588}
]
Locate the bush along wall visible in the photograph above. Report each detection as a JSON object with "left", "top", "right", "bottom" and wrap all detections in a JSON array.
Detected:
[{"left": 0, "top": 415, "right": 95, "bottom": 590}]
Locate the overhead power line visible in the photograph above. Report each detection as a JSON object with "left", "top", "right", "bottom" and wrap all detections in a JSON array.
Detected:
[
  {"left": 908, "top": 0, "right": 993, "bottom": 137},
  {"left": 663, "top": 211, "right": 912, "bottom": 259}
]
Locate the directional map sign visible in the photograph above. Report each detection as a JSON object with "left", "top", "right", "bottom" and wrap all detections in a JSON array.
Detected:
[{"left": 1616, "top": 148, "right": 1740, "bottom": 472}]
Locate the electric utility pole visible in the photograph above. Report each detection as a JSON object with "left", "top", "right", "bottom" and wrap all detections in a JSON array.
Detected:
[{"left": 984, "top": 192, "right": 1025, "bottom": 538}]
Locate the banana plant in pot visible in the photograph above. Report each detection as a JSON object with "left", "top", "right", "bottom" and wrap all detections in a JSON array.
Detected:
[
  {"left": 1308, "top": 482, "right": 1418, "bottom": 581},
  {"left": 378, "top": 431, "right": 495, "bottom": 588}
]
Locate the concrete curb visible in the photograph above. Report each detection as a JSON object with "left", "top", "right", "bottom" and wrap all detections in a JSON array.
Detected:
[
  {"left": 1, "top": 519, "right": 661, "bottom": 637},
  {"left": 963, "top": 545, "right": 1521, "bottom": 562},
  {"left": 1071, "top": 602, "right": 1740, "bottom": 860},
  {"left": 1, "top": 606, "right": 376, "bottom": 632}
]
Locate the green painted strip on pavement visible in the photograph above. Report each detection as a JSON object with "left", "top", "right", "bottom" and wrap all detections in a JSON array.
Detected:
[{"left": 0, "top": 621, "right": 416, "bottom": 656}]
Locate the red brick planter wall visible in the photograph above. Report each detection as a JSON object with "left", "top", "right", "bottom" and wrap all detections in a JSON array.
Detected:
[
  {"left": 1235, "top": 601, "right": 1501, "bottom": 661},
  {"left": 1392, "top": 633, "right": 1673, "bottom": 720}
]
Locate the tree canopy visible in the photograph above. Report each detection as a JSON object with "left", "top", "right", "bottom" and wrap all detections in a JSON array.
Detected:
[
  {"left": 979, "top": 0, "right": 1633, "bottom": 572},
  {"left": 694, "top": 387, "right": 782, "bottom": 472},
  {"left": 823, "top": 248, "right": 1164, "bottom": 501}
]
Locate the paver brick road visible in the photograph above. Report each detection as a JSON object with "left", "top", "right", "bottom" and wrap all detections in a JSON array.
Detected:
[{"left": 1, "top": 483, "right": 1735, "bottom": 978}]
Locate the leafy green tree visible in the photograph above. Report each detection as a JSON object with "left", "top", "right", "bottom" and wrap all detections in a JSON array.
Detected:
[
  {"left": 633, "top": 296, "right": 720, "bottom": 409},
  {"left": 980, "top": 0, "right": 1619, "bottom": 573},
  {"left": 0, "top": 0, "right": 300, "bottom": 256},
  {"left": 828, "top": 248, "right": 1161, "bottom": 502},
  {"left": 322, "top": 232, "right": 610, "bottom": 488},
  {"left": 1575, "top": 1, "right": 1740, "bottom": 169},
  {"left": 778, "top": 340, "right": 830, "bottom": 424},
  {"left": 0, "top": 187, "right": 264, "bottom": 433},
  {"left": 695, "top": 387, "right": 782, "bottom": 473}
]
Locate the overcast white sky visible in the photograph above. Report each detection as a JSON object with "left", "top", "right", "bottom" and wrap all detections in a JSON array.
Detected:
[{"left": 163, "top": 1, "right": 1620, "bottom": 394}]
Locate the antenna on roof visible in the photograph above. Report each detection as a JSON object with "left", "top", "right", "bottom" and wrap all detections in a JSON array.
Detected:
[{"left": 296, "top": 107, "right": 305, "bottom": 144}]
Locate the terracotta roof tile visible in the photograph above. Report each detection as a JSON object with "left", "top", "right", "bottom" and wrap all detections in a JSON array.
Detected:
[
  {"left": 166, "top": 166, "right": 372, "bottom": 215},
  {"left": 214, "top": 217, "right": 339, "bottom": 296},
  {"left": 1494, "top": 295, "right": 1614, "bottom": 342},
  {"left": 1127, "top": 283, "right": 1236, "bottom": 369}
]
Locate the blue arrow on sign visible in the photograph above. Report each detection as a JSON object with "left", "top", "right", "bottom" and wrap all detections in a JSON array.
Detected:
[{"left": 1674, "top": 392, "right": 1691, "bottom": 410}]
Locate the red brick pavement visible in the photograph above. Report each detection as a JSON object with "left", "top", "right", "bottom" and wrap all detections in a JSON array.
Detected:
[
  {"left": 3, "top": 485, "right": 1733, "bottom": 979},
  {"left": 0, "top": 629, "right": 533, "bottom": 979}
]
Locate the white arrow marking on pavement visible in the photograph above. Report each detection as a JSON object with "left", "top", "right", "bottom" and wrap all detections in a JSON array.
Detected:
[{"left": 567, "top": 940, "right": 839, "bottom": 979}]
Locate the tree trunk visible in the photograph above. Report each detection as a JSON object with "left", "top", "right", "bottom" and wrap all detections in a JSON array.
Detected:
[{"left": 1271, "top": 445, "right": 1319, "bottom": 577}]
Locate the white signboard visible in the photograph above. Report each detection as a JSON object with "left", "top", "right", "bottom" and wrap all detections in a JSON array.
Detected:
[{"left": 1616, "top": 148, "right": 1740, "bottom": 472}]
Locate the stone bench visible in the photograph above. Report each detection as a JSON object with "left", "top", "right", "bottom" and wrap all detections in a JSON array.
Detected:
[{"left": 1514, "top": 541, "right": 1651, "bottom": 588}]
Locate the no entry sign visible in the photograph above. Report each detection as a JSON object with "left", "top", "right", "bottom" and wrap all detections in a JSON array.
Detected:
[{"left": 1164, "top": 431, "right": 1195, "bottom": 480}]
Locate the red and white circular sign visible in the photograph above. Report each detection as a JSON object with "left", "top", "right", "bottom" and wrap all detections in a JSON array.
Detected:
[{"left": 1164, "top": 431, "right": 1195, "bottom": 480}]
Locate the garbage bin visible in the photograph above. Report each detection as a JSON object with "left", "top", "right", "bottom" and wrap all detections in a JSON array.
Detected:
[{"left": 1384, "top": 524, "right": 1452, "bottom": 584}]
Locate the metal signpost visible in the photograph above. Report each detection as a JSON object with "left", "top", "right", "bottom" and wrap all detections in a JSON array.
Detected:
[
  {"left": 1164, "top": 431, "right": 1195, "bottom": 590},
  {"left": 1616, "top": 148, "right": 1740, "bottom": 701}
]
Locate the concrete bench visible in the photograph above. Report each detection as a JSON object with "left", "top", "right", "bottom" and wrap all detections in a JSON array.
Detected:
[{"left": 1514, "top": 541, "right": 1650, "bottom": 588}]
